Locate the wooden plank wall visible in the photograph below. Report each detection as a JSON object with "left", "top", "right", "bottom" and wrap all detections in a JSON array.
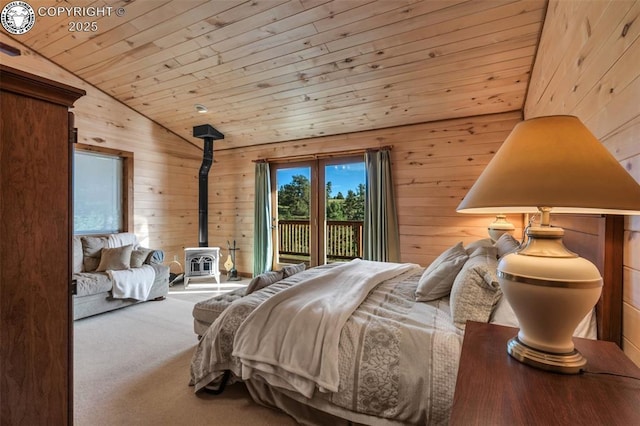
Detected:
[
  {"left": 211, "top": 111, "right": 524, "bottom": 273},
  {"left": 1, "top": 32, "right": 523, "bottom": 279},
  {"left": 524, "top": 0, "right": 640, "bottom": 365},
  {"left": 1, "top": 33, "right": 203, "bottom": 266}
]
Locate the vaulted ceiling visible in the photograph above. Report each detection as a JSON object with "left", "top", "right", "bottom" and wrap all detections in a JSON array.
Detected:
[{"left": 10, "top": 0, "right": 547, "bottom": 149}]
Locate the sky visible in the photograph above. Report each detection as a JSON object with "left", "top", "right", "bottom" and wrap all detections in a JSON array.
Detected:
[{"left": 276, "top": 161, "right": 365, "bottom": 197}]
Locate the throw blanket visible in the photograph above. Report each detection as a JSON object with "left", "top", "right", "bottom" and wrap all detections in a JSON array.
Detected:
[
  {"left": 232, "top": 259, "right": 415, "bottom": 399},
  {"left": 107, "top": 233, "right": 138, "bottom": 249},
  {"left": 108, "top": 265, "right": 155, "bottom": 300}
]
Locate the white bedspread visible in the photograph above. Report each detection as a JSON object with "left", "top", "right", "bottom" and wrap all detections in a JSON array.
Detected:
[
  {"left": 108, "top": 265, "right": 155, "bottom": 300},
  {"left": 232, "top": 259, "right": 416, "bottom": 399}
]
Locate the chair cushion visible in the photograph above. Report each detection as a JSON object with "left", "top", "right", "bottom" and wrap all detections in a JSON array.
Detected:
[{"left": 74, "top": 272, "right": 113, "bottom": 296}]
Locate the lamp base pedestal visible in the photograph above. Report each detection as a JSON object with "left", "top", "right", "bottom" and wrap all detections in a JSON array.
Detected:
[{"left": 507, "top": 336, "right": 586, "bottom": 374}]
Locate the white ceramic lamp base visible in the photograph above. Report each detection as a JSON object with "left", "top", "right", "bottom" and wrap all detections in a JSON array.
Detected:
[
  {"left": 488, "top": 214, "right": 516, "bottom": 242},
  {"left": 497, "top": 226, "right": 602, "bottom": 374}
]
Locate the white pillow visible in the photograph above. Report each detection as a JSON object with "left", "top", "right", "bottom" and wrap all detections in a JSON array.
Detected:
[
  {"left": 490, "top": 295, "right": 519, "bottom": 327},
  {"left": 494, "top": 233, "right": 520, "bottom": 258},
  {"left": 449, "top": 246, "right": 501, "bottom": 329},
  {"left": 245, "top": 270, "right": 284, "bottom": 295},
  {"left": 415, "top": 242, "right": 468, "bottom": 302},
  {"left": 464, "top": 238, "right": 493, "bottom": 255},
  {"left": 281, "top": 262, "right": 306, "bottom": 278}
]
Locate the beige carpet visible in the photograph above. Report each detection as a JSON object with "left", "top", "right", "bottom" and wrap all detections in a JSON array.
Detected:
[
  {"left": 73, "top": 281, "right": 297, "bottom": 426},
  {"left": 166, "top": 277, "right": 249, "bottom": 304}
]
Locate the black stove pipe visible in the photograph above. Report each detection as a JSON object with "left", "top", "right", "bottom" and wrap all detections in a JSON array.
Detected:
[
  {"left": 198, "top": 138, "right": 213, "bottom": 247},
  {"left": 193, "top": 125, "right": 225, "bottom": 248}
]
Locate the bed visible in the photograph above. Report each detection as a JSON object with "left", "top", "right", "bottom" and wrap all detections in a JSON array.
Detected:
[{"left": 189, "top": 214, "right": 623, "bottom": 425}]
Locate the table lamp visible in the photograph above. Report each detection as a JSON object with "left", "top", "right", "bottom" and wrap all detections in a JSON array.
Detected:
[
  {"left": 457, "top": 115, "right": 640, "bottom": 373},
  {"left": 487, "top": 214, "right": 516, "bottom": 242}
]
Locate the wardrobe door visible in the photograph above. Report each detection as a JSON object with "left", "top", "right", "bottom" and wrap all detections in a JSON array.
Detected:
[{"left": 0, "top": 65, "right": 84, "bottom": 426}]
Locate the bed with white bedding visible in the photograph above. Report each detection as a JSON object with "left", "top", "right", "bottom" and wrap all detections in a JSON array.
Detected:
[
  {"left": 191, "top": 261, "right": 463, "bottom": 425},
  {"left": 189, "top": 232, "right": 602, "bottom": 425}
]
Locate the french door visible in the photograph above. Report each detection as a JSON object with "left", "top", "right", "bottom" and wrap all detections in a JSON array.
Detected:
[{"left": 271, "top": 156, "right": 365, "bottom": 268}]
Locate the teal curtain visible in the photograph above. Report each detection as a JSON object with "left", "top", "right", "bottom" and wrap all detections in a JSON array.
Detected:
[
  {"left": 253, "top": 162, "right": 273, "bottom": 276},
  {"left": 363, "top": 149, "right": 400, "bottom": 262}
]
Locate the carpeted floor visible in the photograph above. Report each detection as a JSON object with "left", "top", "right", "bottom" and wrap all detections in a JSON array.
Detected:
[
  {"left": 166, "top": 276, "right": 249, "bottom": 303},
  {"left": 73, "top": 280, "right": 297, "bottom": 426}
]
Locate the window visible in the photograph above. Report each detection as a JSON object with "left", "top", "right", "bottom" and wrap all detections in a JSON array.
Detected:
[
  {"left": 73, "top": 144, "right": 132, "bottom": 234},
  {"left": 272, "top": 156, "right": 365, "bottom": 267}
]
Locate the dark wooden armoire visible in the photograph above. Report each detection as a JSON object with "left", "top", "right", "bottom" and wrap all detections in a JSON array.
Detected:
[{"left": 0, "top": 65, "right": 85, "bottom": 425}]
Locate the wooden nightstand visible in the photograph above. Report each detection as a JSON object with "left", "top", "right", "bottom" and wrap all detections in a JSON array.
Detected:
[{"left": 450, "top": 321, "right": 640, "bottom": 425}]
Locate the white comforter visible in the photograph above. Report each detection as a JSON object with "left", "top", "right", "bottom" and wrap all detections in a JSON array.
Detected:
[
  {"left": 190, "top": 261, "right": 464, "bottom": 425},
  {"left": 232, "top": 259, "right": 416, "bottom": 399}
]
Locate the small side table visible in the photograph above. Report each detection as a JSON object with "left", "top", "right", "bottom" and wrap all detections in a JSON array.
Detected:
[{"left": 450, "top": 321, "right": 640, "bottom": 425}]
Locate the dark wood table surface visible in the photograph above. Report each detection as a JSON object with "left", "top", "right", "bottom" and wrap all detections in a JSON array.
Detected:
[{"left": 450, "top": 321, "right": 640, "bottom": 425}]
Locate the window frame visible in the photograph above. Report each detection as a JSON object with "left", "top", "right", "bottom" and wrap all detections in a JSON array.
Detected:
[{"left": 73, "top": 143, "right": 133, "bottom": 234}]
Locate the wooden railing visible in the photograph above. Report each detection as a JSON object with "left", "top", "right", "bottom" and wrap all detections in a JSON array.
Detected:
[
  {"left": 278, "top": 219, "right": 363, "bottom": 261},
  {"left": 278, "top": 220, "right": 311, "bottom": 256},
  {"left": 326, "top": 220, "right": 363, "bottom": 259}
]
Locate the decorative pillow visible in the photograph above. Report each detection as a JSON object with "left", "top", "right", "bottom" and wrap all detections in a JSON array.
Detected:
[
  {"left": 130, "top": 247, "right": 153, "bottom": 268},
  {"left": 147, "top": 249, "right": 164, "bottom": 265},
  {"left": 449, "top": 246, "right": 502, "bottom": 330},
  {"left": 415, "top": 242, "right": 469, "bottom": 302},
  {"left": 490, "top": 296, "right": 519, "bottom": 327},
  {"left": 96, "top": 245, "right": 133, "bottom": 272},
  {"left": 494, "top": 233, "right": 520, "bottom": 258},
  {"left": 281, "top": 262, "right": 306, "bottom": 278},
  {"left": 81, "top": 236, "right": 108, "bottom": 272},
  {"left": 245, "top": 270, "right": 284, "bottom": 295},
  {"left": 464, "top": 238, "right": 493, "bottom": 255},
  {"left": 72, "top": 236, "right": 84, "bottom": 274}
]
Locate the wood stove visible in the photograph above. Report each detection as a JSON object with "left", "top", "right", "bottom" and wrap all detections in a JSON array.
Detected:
[
  {"left": 184, "top": 247, "right": 220, "bottom": 288},
  {"left": 184, "top": 124, "right": 225, "bottom": 289}
]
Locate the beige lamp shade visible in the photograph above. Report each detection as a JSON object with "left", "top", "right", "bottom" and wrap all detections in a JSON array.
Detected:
[
  {"left": 457, "top": 115, "right": 640, "bottom": 215},
  {"left": 456, "top": 115, "right": 640, "bottom": 374}
]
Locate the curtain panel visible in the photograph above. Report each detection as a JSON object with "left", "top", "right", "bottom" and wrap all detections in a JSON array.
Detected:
[
  {"left": 363, "top": 149, "right": 401, "bottom": 262},
  {"left": 253, "top": 162, "right": 273, "bottom": 275}
]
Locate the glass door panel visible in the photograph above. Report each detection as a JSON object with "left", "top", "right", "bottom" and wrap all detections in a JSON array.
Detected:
[
  {"left": 322, "top": 158, "right": 366, "bottom": 263},
  {"left": 275, "top": 165, "right": 312, "bottom": 267}
]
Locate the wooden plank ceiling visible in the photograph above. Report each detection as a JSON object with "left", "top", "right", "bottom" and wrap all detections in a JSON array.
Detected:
[{"left": 11, "top": 0, "right": 547, "bottom": 149}]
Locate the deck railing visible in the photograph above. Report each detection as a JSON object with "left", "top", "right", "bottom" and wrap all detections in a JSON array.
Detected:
[{"left": 278, "top": 219, "right": 363, "bottom": 261}]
